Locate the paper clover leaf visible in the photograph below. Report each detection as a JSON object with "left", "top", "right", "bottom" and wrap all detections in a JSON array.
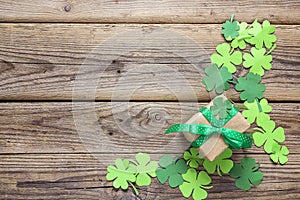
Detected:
[
  {"left": 203, "top": 148, "right": 234, "bottom": 176},
  {"left": 243, "top": 47, "right": 272, "bottom": 76},
  {"left": 231, "top": 22, "right": 251, "bottom": 50},
  {"left": 270, "top": 143, "right": 289, "bottom": 165},
  {"left": 222, "top": 19, "right": 240, "bottom": 41},
  {"left": 134, "top": 153, "right": 158, "bottom": 186},
  {"left": 235, "top": 72, "right": 266, "bottom": 103},
  {"left": 179, "top": 169, "right": 213, "bottom": 200},
  {"left": 210, "top": 97, "right": 232, "bottom": 119},
  {"left": 210, "top": 43, "right": 242, "bottom": 73},
  {"left": 184, "top": 148, "right": 204, "bottom": 168},
  {"left": 106, "top": 158, "right": 138, "bottom": 194},
  {"left": 229, "top": 157, "right": 263, "bottom": 190},
  {"left": 248, "top": 20, "right": 276, "bottom": 49},
  {"left": 253, "top": 117, "right": 285, "bottom": 153},
  {"left": 242, "top": 98, "right": 272, "bottom": 123},
  {"left": 202, "top": 64, "right": 232, "bottom": 94},
  {"left": 156, "top": 154, "right": 188, "bottom": 188},
  {"left": 247, "top": 19, "right": 262, "bottom": 36}
]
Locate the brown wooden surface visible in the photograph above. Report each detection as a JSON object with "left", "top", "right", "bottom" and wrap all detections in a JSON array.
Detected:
[{"left": 0, "top": 1, "right": 300, "bottom": 200}]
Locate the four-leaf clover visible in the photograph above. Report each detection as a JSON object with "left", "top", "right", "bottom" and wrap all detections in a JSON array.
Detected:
[
  {"left": 242, "top": 98, "right": 272, "bottom": 123},
  {"left": 179, "top": 169, "right": 213, "bottom": 200},
  {"left": 202, "top": 64, "right": 232, "bottom": 94},
  {"left": 253, "top": 116, "right": 285, "bottom": 153},
  {"left": 235, "top": 72, "right": 266, "bottom": 103},
  {"left": 203, "top": 148, "right": 234, "bottom": 176},
  {"left": 248, "top": 20, "right": 277, "bottom": 49},
  {"left": 210, "top": 97, "right": 233, "bottom": 119},
  {"left": 134, "top": 153, "right": 158, "bottom": 186},
  {"left": 222, "top": 19, "right": 240, "bottom": 41},
  {"left": 156, "top": 154, "right": 188, "bottom": 188},
  {"left": 210, "top": 43, "right": 243, "bottom": 73},
  {"left": 229, "top": 157, "right": 263, "bottom": 190},
  {"left": 184, "top": 148, "right": 204, "bottom": 168},
  {"left": 243, "top": 47, "right": 272, "bottom": 76},
  {"left": 270, "top": 143, "right": 289, "bottom": 165}
]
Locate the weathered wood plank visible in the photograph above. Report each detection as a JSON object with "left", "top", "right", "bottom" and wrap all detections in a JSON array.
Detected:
[
  {"left": 0, "top": 24, "right": 299, "bottom": 101},
  {"left": 0, "top": 102, "right": 299, "bottom": 154},
  {"left": 0, "top": 1, "right": 299, "bottom": 24},
  {"left": 1, "top": 153, "right": 299, "bottom": 199}
]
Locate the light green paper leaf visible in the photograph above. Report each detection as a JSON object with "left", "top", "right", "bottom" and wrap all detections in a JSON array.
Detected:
[
  {"left": 183, "top": 148, "right": 204, "bottom": 168},
  {"left": 242, "top": 98, "right": 272, "bottom": 123},
  {"left": 156, "top": 155, "right": 188, "bottom": 188},
  {"left": 135, "top": 153, "right": 158, "bottom": 186},
  {"left": 253, "top": 117, "right": 285, "bottom": 153},
  {"left": 229, "top": 157, "right": 263, "bottom": 190},
  {"left": 179, "top": 169, "right": 213, "bottom": 200},
  {"left": 247, "top": 19, "right": 262, "bottom": 36},
  {"left": 243, "top": 47, "right": 272, "bottom": 76},
  {"left": 106, "top": 158, "right": 137, "bottom": 190},
  {"left": 248, "top": 20, "right": 277, "bottom": 49},
  {"left": 270, "top": 143, "right": 289, "bottom": 165},
  {"left": 235, "top": 72, "right": 266, "bottom": 103},
  {"left": 202, "top": 64, "right": 233, "bottom": 94},
  {"left": 210, "top": 97, "right": 232, "bottom": 119},
  {"left": 203, "top": 148, "right": 234, "bottom": 176},
  {"left": 210, "top": 43, "right": 243, "bottom": 73},
  {"left": 231, "top": 22, "right": 251, "bottom": 50}
]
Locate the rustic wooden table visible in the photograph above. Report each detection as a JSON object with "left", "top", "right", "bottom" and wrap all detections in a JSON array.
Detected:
[{"left": 0, "top": 1, "right": 299, "bottom": 199}]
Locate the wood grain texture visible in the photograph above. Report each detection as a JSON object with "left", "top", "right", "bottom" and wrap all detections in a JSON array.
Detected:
[
  {"left": 0, "top": 24, "right": 299, "bottom": 101},
  {"left": 0, "top": 102, "right": 299, "bottom": 154},
  {"left": 0, "top": 0, "right": 299, "bottom": 24}
]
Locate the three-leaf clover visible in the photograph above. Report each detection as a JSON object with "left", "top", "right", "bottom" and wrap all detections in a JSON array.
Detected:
[
  {"left": 222, "top": 18, "right": 240, "bottom": 41},
  {"left": 106, "top": 158, "right": 138, "bottom": 194},
  {"left": 270, "top": 143, "right": 289, "bottom": 165},
  {"left": 156, "top": 154, "right": 188, "bottom": 188},
  {"left": 235, "top": 72, "right": 266, "bottom": 103},
  {"left": 202, "top": 64, "right": 232, "bottom": 94},
  {"left": 231, "top": 22, "right": 251, "bottom": 50},
  {"left": 203, "top": 148, "right": 234, "bottom": 176},
  {"left": 247, "top": 19, "right": 262, "bottom": 36},
  {"left": 248, "top": 20, "right": 277, "bottom": 49},
  {"left": 210, "top": 43, "right": 243, "bottom": 73},
  {"left": 243, "top": 47, "right": 272, "bottom": 76},
  {"left": 242, "top": 98, "right": 272, "bottom": 123},
  {"left": 179, "top": 169, "right": 213, "bottom": 200},
  {"left": 229, "top": 157, "right": 263, "bottom": 190},
  {"left": 183, "top": 148, "right": 204, "bottom": 168},
  {"left": 134, "top": 153, "right": 158, "bottom": 186},
  {"left": 253, "top": 116, "right": 285, "bottom": 153},
  {"left": 210, "top": 97, "right": 232, "bottom": 119}
]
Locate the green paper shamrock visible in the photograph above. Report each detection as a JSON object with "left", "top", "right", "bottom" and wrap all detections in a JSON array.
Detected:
[
  {"left": 210, "top": 97, "right": 232, "bottom": 119},
  {"left": 134, "top": 153, "right": 158, "bottom": 186},
  {"left": 242, "top": 98, "right": 272, "bottom": 123},
  {"left": 248, "top": 20, "right": 276, "bottom": 49},
  {"left": 253, "top": 116, "right": 285, "bottom": 153},
  {"left": 203, "top": 148, "right": 234, "bottom": 176},
  {"left": 247, "top": 19, "right": 262, "bottom": 36},
  {"left": 222, "top": 19, "right": 240, "bottom": 41},
  {"left": 235, "top": 72, "right": 266, "bottom": 103},
  {"left": 229, "top": 157, "right": 263, "bottom": 190},
  {"left": 210, "top": 43, "right": 243, "bottom": 73},
  {"left": 202, "top": 64, "right": 232, "bottom": 94},
  {"left": 243, "top": 47, "right": 272, "bottom": 76},
  {"left": 156, "top": 154, "right": 188, "bottom": 188},
  {"left": 231, "top": 22, "right": 251, "bottom": 50},
  {"left": 106, "top": 158, "right": 138, "bottom": 195},
  {"left": 184, "top": 148, "right": 204, "bottom": 168},
  {"left": 270, "top": 143, "right": 289, "bottom": 165},
  {"left": 179, "top": 169, "right": 213, "bottom": 200}
]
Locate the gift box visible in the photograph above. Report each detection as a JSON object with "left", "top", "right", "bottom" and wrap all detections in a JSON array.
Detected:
[{"left": 183, "top": 95, "right": 250, "bottom": 161}]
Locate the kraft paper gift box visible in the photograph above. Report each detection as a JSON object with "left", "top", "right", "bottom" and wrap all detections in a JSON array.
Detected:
[{"left": 183, "top": 95, "right": 250, "bottom": 161}]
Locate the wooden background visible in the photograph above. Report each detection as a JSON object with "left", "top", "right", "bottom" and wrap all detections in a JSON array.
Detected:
[{"left": 0, "top": 1, "right": 299, "bottom": 199}]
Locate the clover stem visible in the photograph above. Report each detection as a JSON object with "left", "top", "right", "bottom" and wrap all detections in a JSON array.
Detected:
[
  {"left": 128, "top": 159, "right": 138, "bottom": 166},
  {"left": 229, "top": 48, "right": 234, "bottom": 54},
  {"left": 201, "top": 185, "right": 214, "bottom": 189},
  {"left": 230, "top": 14, "right": 235, "bottom": 22},
  {"left": 235, "top": 105, "right": 247, "bottom": 110},
  {"left": 252, "top": 163, "right": 261, "bottom": 171},
  {"left": 129, "top": 181, "right": 139, "bottom": 196},
  {"left": 217, "top": 166, "right": 222, "bottom": 176},
  {"left": 228, "top": 80, "right": 237, "bottom": 85},
  {"left": 255, "top": 98, "right": 263, "bottom": 112},
  {"left": 253, "top": 127, "right": 265, "bottom": 133},
  {"left": 267, "top": 43, "right": 276, "bottom": 55}
]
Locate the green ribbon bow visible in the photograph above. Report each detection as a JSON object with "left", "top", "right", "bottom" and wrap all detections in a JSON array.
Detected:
[{"left": 165, "top": 107, "right": 252, "bottom": 149}]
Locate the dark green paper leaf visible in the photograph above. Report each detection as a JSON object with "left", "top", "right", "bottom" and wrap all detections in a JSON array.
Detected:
[{"left": 210, "top": 97, "right": 232, "bottom": 119}]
